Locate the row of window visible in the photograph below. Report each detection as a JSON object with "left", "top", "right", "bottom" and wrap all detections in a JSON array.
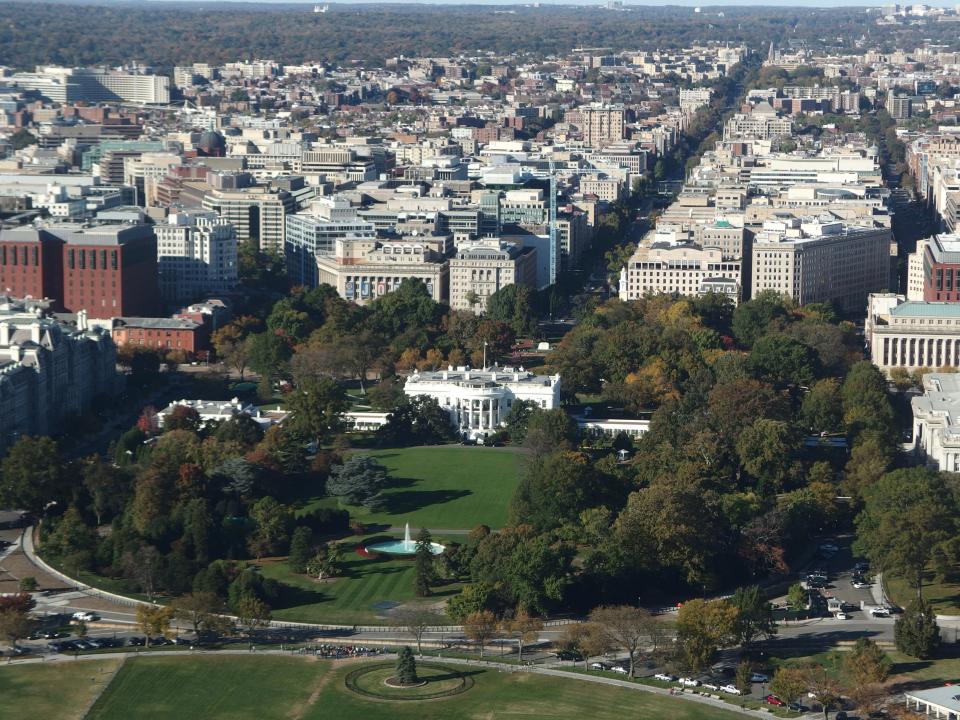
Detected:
[
  {"left": 66, "top": 249, "right": 119, "bottom": 271},
  {"left": 0, "top": 246, "right": 39, "bottom": 267}
]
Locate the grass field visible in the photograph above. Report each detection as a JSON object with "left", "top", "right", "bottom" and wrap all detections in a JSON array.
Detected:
[
  {"left": 75, "top": 656, "right": 746, "bottom": 720},
  {"left": 0, "top": 658, "right": 121, "bottom": 720},
  {"left": 259, "top": 549, "right": 463, "bottom": 624},
  {"left": 302, "top": 446, "right": 524, "bottom": 530},
  {"left": 887, "top": 569, "right": 960, "bottom": 616}
]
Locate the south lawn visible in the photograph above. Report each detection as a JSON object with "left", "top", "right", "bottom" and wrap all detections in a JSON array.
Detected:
[
  {"left": 76, "top": 656, "right": 746, "bottom": 720},
  {"left": 302, "top": 446, "right": 524, "bottom": 531},
  {"left": 0, "top": 658, "right": 121, "bottom": 720}
]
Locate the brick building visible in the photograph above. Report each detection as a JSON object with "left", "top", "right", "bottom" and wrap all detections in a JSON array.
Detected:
[
  {"left": 0, "top": 228, "right": 66, "bottom": 308},
  {"left": 111, "top": 317, "right": 208, "bottom": 356}
]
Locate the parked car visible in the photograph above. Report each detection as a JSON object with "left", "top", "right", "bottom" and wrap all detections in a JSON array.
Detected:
[
  {"left": 835, "top": 611, "right": 850, "bottom": 620},
  {"left": 71, "top": 612, "right": 100, "bottom": 622},
  {"left": 720, "top": 684, "right": 742, "bottom": 695},
  {"left": 788, "top": 702, "right": 808, "bottom": 712},
  {"left": 819, "top": 542, "right": 839, "bottom": 553},
  {"left": 870, "top": 607, "right": 891, "bottom": 618},
  {"left": 611, "top": 665, "right": 629, "bottom": 675},
  {"left": 751, "top": 673, "right": 770, "bottom": 683},
  {"left": 678, "top": 677, "right": 700, "bottom": 687},
  {"left": 701, "top": 682, "right": 719, "bottom": 692},
  {"left": 765, "top": 695, "right": 786, "bottom": 706},
  {"left": 591, "top": 662, "right": 610, "bottom": 671},
  {"left": 654, "top": 673, "right": 677, "bottom": 682}
]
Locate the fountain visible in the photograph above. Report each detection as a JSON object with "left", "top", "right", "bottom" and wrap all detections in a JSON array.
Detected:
[{"left": 364, "top": 522, "right": 445, "bottom": 556}]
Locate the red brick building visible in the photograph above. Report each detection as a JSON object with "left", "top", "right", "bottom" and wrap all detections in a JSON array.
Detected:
[
  {"left": 112, "top": 317, "right": 208, "bottom": 355},
  {"left": 0, "top": 224, "right": 160, "bottom": 317},
  {"left": 923, "top": 234, "right": 960, "bottom": 302}
]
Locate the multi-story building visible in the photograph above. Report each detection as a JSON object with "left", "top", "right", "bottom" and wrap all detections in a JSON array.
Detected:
[
  {"left": 154, "top": 210, "right": 238, "bottom": 306},
  {"left": 403, "top": 366, "right": 561, "bottom": 441},
  {"left": 316, "top": 238, "right": 449, "bottom": 304},
  {"left": 555, "top": 210, "right": 591, "bottom": 270},
  {"left": 921, "top": 233, "right": 960, "bottom": 302},
  {"left": 619, "top": 243, "right": 742, "bottom": 304},
  {"left": 580, "top": 177, "right": 624, "bottom": 202},
  {"left": 499, "top": 189, "right": 548, "bottom": 226},
  {"left": 111, "top": 316, "right": 209, "bottom": 355},
  {"left": 9, "top": 66, "right": 170, "bottom": 104},
  {"left": 449, "top": 239, "right": 537, "bottom": 312},
  {"left": 0, "top": 223, "right": 160, "bottom": 317},
  {"left": 723, "top": 104, "right": 793, "bottom": 141},
  {"left": 908, "top": 238, "right": 929, "bottom": 301},
  {"left": 751, "top": 219, "right": 891, "bottom": 313},
  {"left": 911, "top": 372, "right": 960, "bottom": 471},
  {"left": 579, "top": 104, "right": 626, "bottom": 148},
  {"left": 202, "top": 185, "right": 296, "bottom": 252},
  {"left": 869, "top": 297, "right": 960, "bottom": 372},
  {"left": 0, "top": 300, "right": 117, "bottom": 449},
  {"left": 888, "top": 93, "right": 912, "bottom": 120},
  {"left": 285, "top": 197, "right": 376, "bottom": 287}
]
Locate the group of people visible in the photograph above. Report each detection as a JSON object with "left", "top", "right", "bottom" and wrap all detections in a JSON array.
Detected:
[{"left": 293, "top": 644, "right": 384, "bottom": 659}]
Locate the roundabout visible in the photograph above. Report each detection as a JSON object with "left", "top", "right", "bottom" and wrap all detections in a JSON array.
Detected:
[{"left": 344, "top": 662, "right": 475, "bottom": 701}]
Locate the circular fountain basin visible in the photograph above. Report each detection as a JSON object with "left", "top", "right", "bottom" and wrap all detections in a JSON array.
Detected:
[{"left": 364, "top": 540, "right": 446, "bottom": 557}]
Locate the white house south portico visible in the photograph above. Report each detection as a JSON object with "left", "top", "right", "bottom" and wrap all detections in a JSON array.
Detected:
[{"left": 402, "top": 366, "right": 561, "bottom": 441}]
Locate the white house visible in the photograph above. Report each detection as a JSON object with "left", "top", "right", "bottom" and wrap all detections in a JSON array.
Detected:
[
  {"left": 403, "top": 366, "right": 561, "bottom": 441},
  {"left": 158, "top": 397, "right": 288, "bottom": 431},
  {"left": 911, "top": 372, "right": 960, "bottom": 472}
]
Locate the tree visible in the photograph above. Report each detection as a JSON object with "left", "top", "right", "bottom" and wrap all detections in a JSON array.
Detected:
[
  {"left": 523, "top": 409, "right": 577, "bottom": 457},
  {"left": 305, "top": 542, "right": 342, "bottom": 580},
  {"left": 675, "top": 598, "right": 738, "bottom": 672},
  {"left": 486, "top": 283, "right": 536, "bottom": 336},
  {"left": 748, "top": 333, "right": 818, "bottom": 386},
  {"left": 236, "top": 595, "right": 272, "bottom": 636},
  {"left": 854, "top": 468, "right": 956, "bottom": 600},
  {"left": 212, "top": 322, "right": 254, "bottom": 379},
  {"left": 895, "top": 598, "right": 940, "bottom": 659},
  {"left": 770, "top": 666, "right": 807, "bottom": 704},
  {"left": 288, "top": 526, "right": 313, "bottom": 573},
  {"left": 247, "top": 331, "right": 292, "bottom": 381},
  {"left": 803, "top": 665, "right": 844, "bottom": 720},
  {"left": 394, "top": 606, "right": 441, "bottom": 657},
  {"left": 557, "top": 622, "right": 595, "bottom": 669},
  {"left": 735, "top": 661, "right": 753, "bottom": 694},
  {"left": 248, "top": 496, "right": 294, "bottom": 558},
  {"left": 0, "top": 608, "right": 33, "bottom": 650},
  {"left": 735, "top": 419, "right": 800, "bottom": 492},
  {"left": 800, "top": 378, "right": 843, "bottom": 432},
  {"left": 502, "top": 609, "right": 543, "bottom": 663},
  {"left": 327, "top": 456, "right": 389, "bottom": 509},
  {"left": 731, "top": 585, "right": 777, "bottom": 648},
  {"left": 136, "top": 605, "right": 173, "bottom": 648},
  {"left": 8, "top": 129, "right": 36, "bottom": 151},
  {"left": 509, "top": 451, "right": 612, "bottom": 532},
  {"left": 589, "top": 605, "right": 654, "bottom": 677},
  {"left": 170, "top": 592, "right": 226, "bottom": 640},
  {"left": 286, "top": 377, "right": 348, "bottom": 445},
  {"left": 165, "top": 405, "right": 202, "bottom": 433},
  {"left": 379, "top": 395, "right": 455, "bottom": 446},
  {"left": 395, "top": 646, "right": 418, "bottom": 685},
  {"left": 787, "top": 583, "right": 807, "bottom": 612},
  {"left": 843, "top": 637, "right": 891, "bottom": 687},
  {"left": 413, "top": 528, "right": 436, "bottom": 597},
  {"left": 0, "top": 436, "right": 66, "bottom": 516},
  {"left": 464, "top": 610, "right": 498, "bottom": 659},
  {"left": 731, "top": 291, "right": 790, "bottom": 348},
  {"left": 81, "top": 457, "right": 129, "bottom": 526}
]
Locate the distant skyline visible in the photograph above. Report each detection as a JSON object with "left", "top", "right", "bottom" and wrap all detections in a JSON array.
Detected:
[{"left": 140, "top": 0, "right": 954, "bottom": 8}]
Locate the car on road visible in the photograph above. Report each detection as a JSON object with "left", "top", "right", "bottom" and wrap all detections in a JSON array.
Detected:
[
  {"left": 678, "top": 677, "right": 700, "bottom": 687},
  {"left": 835, "top": 611, "right": 850, "bottom": 620},
  {"left": 750, "top": 673, "right": 769, "bottom": 683},
  {"left": 819, "top": 542, "right": 839, "bottom": 553},
  {"left": 701, "top": 682, "right": 719, "bottom": 691},
  {"left": 591, "top": 662, "right": 610, "bottom": 671},
  {"left": 71, "top": 611, "right": 100, "bottom": 622},
  {"left": 852, "top": 580, "right": 870, "bottom": 589},
  {"left": 611, "top": 665, "right": 629, "bottom": 675},
  {"left": 555, "top": 650, "right": 583, "bottom": 661},
  {"left": 870, "top": 607, "right": 891, "bottom": 618},
  {"left": 654, "top": 673, "right": 677, "bottom": 682},
  {"left": 764, "top": 695, "right": 785, "bottom": 706},
  {"left": 720, "top": 684, "right": 742, "bottom": 695},
  {"left": 788, "top": 702, "right": 808, "bottom": 712}
]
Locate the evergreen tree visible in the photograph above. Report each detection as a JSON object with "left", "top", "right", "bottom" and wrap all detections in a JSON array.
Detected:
[
  {"left": 288, "top": 526, "right": 313, "bottom": 573},
  {"left": 414, "top": 528, "right": 436, "bottom": 597},
  {"left": 395, "top": 645, "right": 418, "bottom": 685},
  {"left": 895, "top": 598, "right": 940, "bottom": 659}
]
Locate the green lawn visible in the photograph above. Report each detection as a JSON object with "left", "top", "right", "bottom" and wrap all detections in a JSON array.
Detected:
[
  {"left": 0, "top": 658, "right": 121, "bottom": 720},
  {"left": 303, "top": 446, "right": 524, "bottom": 530},
  {"left": 259, "top": 550, "right": 463, "bottom": 625},
  {"left": 79, "top": 656, "right": 745, "bottom": 720},
  {"left": 887, "top": 568, "right": 960, "bottom": 616}
]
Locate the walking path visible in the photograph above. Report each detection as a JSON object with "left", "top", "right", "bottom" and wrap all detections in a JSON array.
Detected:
[{"left": 0, "top": 649, "right": 814, "bottom": 719}]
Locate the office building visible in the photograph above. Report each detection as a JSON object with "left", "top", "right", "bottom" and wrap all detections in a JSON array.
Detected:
[
  {"left": 619, "top": 243, "right": 742, "bottom": 304},
  {"left": 579, "top": 104, "right": 626, "bottom": 148},
  {"left": 154, "top": 210, "right": 238, "bottom": 306},
  {"left": 449, "top": 238, "right": 537, "bottom": 312},
  {"left": 202, "top": 185, "right": 296, "bottom": 252},
  {"left": 751, "top": 219, "right": 891, "bottom": 313},
  {"left": 9, "top": 66, "right": 170, "bottom": 104},
  {"left": 285, "top": 196, "right": 376, "bottom": 288},
  {"left": 0, "top": 300, "right": 117, "bottom": 449}
]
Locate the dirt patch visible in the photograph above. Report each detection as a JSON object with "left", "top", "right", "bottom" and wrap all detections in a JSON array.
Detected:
[{"left": 287, "top": 657, "right": 368, "bottom": 719}]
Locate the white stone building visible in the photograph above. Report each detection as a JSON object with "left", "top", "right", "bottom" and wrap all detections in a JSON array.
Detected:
[
  {"left": 868, "top": 298, "right": 960, "bottom": 372},
  {"left": 619, "top": 242, "right": 742, "bottom": 304},
  {"left": 912, "top": 372, "right": 960, "bottom": 472},
  {"left": 154, "top": 210, "right": 238, "bottom": 306},
  {"left": 403, "top": 366, "right": 561, "bottom": 441},
  {"left": 449, "top": 238, "right": 537, "bottom": 312}
]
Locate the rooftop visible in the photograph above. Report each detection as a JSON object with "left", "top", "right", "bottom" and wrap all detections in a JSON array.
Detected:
[{"left": 890, "top": 302, "right": 960, "bottom": 319}]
